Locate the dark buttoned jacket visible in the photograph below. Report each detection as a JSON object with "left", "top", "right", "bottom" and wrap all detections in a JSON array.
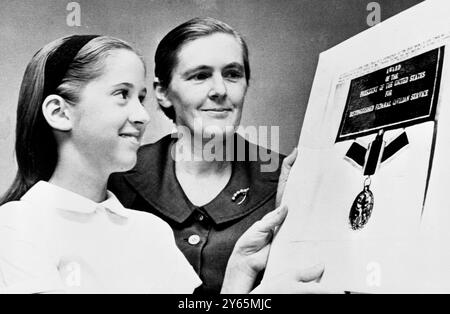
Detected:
[{"left": 108, "top": 134, "right": 284, "bottom": 294}]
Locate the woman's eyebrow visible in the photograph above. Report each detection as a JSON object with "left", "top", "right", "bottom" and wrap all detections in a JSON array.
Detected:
[
  {"left": 224, "top": 63, "right": 244, "bottom": 71},
  {"left": 182, "top": 65, "right": 211, "bottom": 77}
]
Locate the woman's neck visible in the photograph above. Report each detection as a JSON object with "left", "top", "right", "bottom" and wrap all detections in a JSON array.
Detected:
[
  {"left": 174, "top": 134, "right": 231, "bottom": 176},
  {"left": 174, "top": 134, "right": 233, "bottom": 206},
  {"left": 176, "top": 158, "right": 231, "bottom": 177}
]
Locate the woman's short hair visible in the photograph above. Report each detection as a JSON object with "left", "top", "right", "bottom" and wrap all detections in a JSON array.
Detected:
[
  {"left": 154, "top": 17, "right": 250, "bottom": 121},
  {"left": 0, "top": 35, "right": 144, "bottom": 204}
]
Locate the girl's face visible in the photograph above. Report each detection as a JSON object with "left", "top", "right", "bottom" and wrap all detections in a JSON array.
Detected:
[
  {"left": 70, "top": 49, "right": 149, "bottom": 173},
  {"left": 165, "top": 33, "right": 248, "bottom": 139}
]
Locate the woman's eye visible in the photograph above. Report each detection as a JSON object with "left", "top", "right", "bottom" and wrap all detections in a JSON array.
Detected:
[
  {"left": 224, "top": 70, "right": 244, "bottom": 80},
  {"left": 190, "top": 72, "right": 210, "bottom": 81}
]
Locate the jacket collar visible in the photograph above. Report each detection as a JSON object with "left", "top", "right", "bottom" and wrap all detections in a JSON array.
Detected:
[
  {"left": 22, "top": 181, "right": 130, "bottom": 218},
  {"left": 123, "top": 134, "right": 282, "bottom": 225}
]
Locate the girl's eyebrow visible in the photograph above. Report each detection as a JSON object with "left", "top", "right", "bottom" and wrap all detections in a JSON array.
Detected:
[
  {"left": 112, "top": 82, "right": 134, "bottom": 89},
  {"left": 112, "top": 82, "right": 147, "bottom": 92}
]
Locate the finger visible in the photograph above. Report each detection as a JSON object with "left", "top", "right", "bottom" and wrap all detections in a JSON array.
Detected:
[
  {"left": 279, "top": 148, "right": 298, "bottom": 183},
  {"left": 244, "top": 206, "right": 288, "bottom": 238},
  {"left": 276, "top": 148, "right": 298, "bottom": 207},
  {"left": 294, "top": 263, "right": 325, "bottom": 283},
  {"left": 256, "top": 206, "right": 288, "bottom": 233},
  {"left": 284, "top": 147, "right": 298, "bottom": 169},
  {"left": 238, "top": 206, "right": 288, "bottom": 249}
]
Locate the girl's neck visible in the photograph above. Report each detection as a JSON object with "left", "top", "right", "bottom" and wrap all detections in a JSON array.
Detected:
[{"left": 49, "top": 150, "right": 109, "bottom": 203}]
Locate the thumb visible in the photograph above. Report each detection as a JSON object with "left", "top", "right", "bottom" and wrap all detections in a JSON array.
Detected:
[
  {"left": 276, "top": 148, "right": 298, "bottom": 207},
  {"left": 279, "top": 148, "right": 298, "bottom": 182},
  {"left": 294, "top": 263, "right": 325, "bottom": 283},
  {"left": 254, "top": 206, "right": 288, "bottom": 234}
]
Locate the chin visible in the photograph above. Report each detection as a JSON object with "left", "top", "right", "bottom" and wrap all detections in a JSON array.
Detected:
[
  {"left": 200, "top": 128, "right": 235, "bottom": 143},
  {"left": 202, "top": 119, "right": 238, "bottom": 133},
  {"left": 115, "top": 156, "right": 138, "bottom": 173}
]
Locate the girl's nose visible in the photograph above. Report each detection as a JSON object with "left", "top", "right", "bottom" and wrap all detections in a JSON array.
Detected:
[{"left": 129, "top": 97, "right": 150, "bottom": 127}]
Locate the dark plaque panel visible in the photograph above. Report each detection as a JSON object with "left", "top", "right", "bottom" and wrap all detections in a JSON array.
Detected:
[{"left": 336, "top": 46, "right": 444, "bottom": 142}]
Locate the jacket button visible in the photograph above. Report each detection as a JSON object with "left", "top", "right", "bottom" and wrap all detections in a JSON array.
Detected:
[{"left": 188, "top": 234, "right": 201, "bottom": 245}]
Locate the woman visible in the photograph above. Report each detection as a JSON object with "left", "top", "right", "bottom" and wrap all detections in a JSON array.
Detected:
[
  {"left": 108, "top": 17, "right": 299, "bottom": 294},
  {"left": 0, "top": 35, "right": 308, "bottom": 293}
]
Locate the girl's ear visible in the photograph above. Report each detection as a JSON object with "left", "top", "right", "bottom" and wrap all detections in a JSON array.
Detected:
[
  {"left": 42, "top": 95, "right": 73, "bottom": 131},
  {"left": 153, "top": 77, "right": 172, "bottom": 109}
]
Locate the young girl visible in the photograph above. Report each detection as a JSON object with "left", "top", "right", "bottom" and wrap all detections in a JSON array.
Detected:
[{"left": 0, "top": 35, "right": 304, "bottom": 294}]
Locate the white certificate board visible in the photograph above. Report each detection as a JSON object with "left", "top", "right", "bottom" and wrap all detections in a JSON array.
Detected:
[{"left": 266, "top": 0, "right": 450, "bottom": 293}]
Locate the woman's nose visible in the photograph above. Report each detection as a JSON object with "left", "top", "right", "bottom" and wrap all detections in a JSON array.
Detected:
[{"left": 208, "top": 74, "right": 227, "bottom": 99}]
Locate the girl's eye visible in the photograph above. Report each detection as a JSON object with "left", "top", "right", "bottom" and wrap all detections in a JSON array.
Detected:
[
  {"left": 138, "top": 95, "right": 146, "bottom": 104},
  {"left": 115, "top": 89, "right": 129, "bottom": 99}
]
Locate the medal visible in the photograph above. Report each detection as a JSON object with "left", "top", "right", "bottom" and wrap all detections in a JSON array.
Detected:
[
  {"left": 349, "top": 177, "right": 374, "bottom": 230},
  {"left": 348, "top": 130, "right": 384, "bottom": 230},
  {"left": 344, "top": 130, "right": 409, "bottom": 231}
]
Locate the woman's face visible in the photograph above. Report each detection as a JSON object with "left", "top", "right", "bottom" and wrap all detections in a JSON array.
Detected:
[
  {"left": 70, "top": 49, "right": 149, "bottom": 173},
  {"left": 165, "top": 33, "right": 248, "bottom": 139}
]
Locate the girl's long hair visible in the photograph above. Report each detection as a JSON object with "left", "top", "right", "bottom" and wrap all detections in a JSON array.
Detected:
[{"left": 0, "top": 35, "right": 144, "bottom": 205}]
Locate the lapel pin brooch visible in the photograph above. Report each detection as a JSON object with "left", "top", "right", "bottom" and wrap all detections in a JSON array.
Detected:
[{"left": 231, "top": 187, "right": 250, "bottom": 205}]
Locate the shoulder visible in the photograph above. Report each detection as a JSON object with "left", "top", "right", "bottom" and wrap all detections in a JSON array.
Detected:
[
  {"left": 0, "top": 201, "right": 63, "bottom": 294},
  {"left": 0, "top": 200, "right": 51, "bottom": 236},
  {"left": 0, "top": 201, "right": 33, "bottom": 225},
  {"left": 128, "top": 209, "right": 175, "bottom": 238},
  {"left": 0, "top": 200, "right": 50, "bottom": 251},
  {"left": 0, "top": 200, "right": 23, "bottom": 213}
]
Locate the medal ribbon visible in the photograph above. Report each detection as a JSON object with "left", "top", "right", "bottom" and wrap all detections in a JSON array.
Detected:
[{"left": 345, "top": 131, "right": 409, "bottom": 173}]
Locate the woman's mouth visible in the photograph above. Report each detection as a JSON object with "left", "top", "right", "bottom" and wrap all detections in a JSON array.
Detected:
[
  {"left": 201, "top": 108, "right": 232, "bottom": 112},
  {"left": 201, "top": 108, "right": 232, "bottom": 118}
]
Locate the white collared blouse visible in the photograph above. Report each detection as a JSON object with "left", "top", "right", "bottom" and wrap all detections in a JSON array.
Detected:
[{"left": 0, "top": 181, "right": 201, "bottom": 294}]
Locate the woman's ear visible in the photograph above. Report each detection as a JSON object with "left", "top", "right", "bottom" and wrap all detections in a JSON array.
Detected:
[
  {"left": 153, "top": 77, "right": 172, "bottom": 109},
  {"left": 41, "top": 95, "right": 72, "bottom": 131}
]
